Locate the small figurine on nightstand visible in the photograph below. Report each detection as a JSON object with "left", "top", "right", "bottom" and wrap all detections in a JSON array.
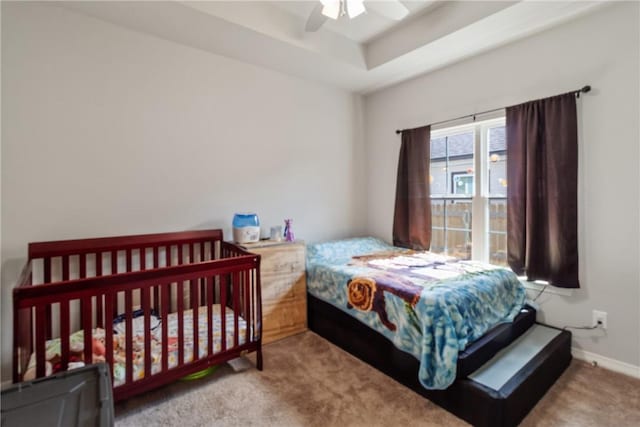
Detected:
[{"left": 284, "top": 219, "right": 295, "bottom": 242}]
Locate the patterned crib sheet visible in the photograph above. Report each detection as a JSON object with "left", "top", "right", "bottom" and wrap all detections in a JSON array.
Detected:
[
  {"left": 306, "top": 237, "right": 526, "bottom": 390},
  {"left": 24, "top": 304, "right": 248, "bottom": 387}
]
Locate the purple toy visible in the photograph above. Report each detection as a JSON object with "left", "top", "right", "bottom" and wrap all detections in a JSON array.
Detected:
[{"left": 284, "top": 219, "right": 295, "bottom": 242}]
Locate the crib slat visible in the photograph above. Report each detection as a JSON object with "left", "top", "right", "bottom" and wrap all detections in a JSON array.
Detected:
[
  {"left": 249, "top": 270, "right": 254, "bottom": 342},
  {"left": 37, "top": 259, "right": 52, "bottom": 343},
  {"left": 43, "top": 258, "right": 51, "bottom": 284},
  {"left": 105, "top": 293, "right": 114, "bottom": 382},
  {"left": 198, "top": 243, "right": 205, "bottom": 295},
  {"left": 125, "top": 290, "right": 133, "bottom": 384},
  {"left": 96, "top": 294, "right": 104, "bottom": 329},
  {"left": 126, "top": 250, "right": 132, "bottom": 272},
  {"left": 198, "top": 244, "right": 206, "bottom": 299},
  {"left": 207, "top": 276, "right": 213, "bottom": 356},
  {"left": 140, "top": 248, "right": 146, "bottom": 270},
  {"left": 96, "top": 260, "right": 105, "bottom": 327},
  {"left": 192, "top": 279, "right": 199, "bottom": 361},
  {"left": 177, "top": 282, "right": 184, "bottom": 366},
  {"left": 62, "top": 255, "right": 69, "bottom": 281},
  {"left": 161, "top": 284, "right": 169, "bottom": 373},
  {"left": 45, "top": 304, "right": 53, "bottom": 340},
  {"left": 153, "top": 247, "right": 159, "bottom": 269},
  {"left": 233, "top": 272, "right": 240, "bottom": 348},
  {"left": 178, "top": 244, "right": 183, "bottom": 266},
  {"left": 166, "top": 245, "right": 171, "bottom": 267},
  {"left": 57, "top": 255, "right": 71, "bottom": 341},
  {"left": 154, "top": 287, "right": 160, "bottom": 314},
  {"left": 142, "top": 286, "right": 151, "bottom": 379},
  {"left": 96, "top": 253, "right": 103, "bottom": 276},
  {"left": 60, "top": 299, "right": 70, "bottom": 372},
  {"left": 256, "top": 267, "right": 262, "bottom": 342},
  {"left": 79, "top": 254, "right": 87, "bottom": 279},
  {"left": 111, "top": 251, "right": 117, "bottom": 275},
  {"left": 253, "top": 269, "right": 258, "bottom": 341},
  {"left": 82, "top": 296, "right": 92, "bottom": 366},
  {"left": 221, "top": 276, "right": 227, "bottom": 352},
  {"left": 244, "top": 269, "right": 250, "bottom": 344},
  {"left": 35, "top": 305, "right": 46, "bottom": 378},
  {"left": 189, "top": 244, "right": 197, "bottom": 357},
  {"left": 253, "top": 269, "right": 262, "bottom": 340}
]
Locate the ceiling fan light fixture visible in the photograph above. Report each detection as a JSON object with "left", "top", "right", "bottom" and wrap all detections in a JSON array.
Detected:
[
  {"left": 320, "top": 0, "right": 341, "bottom": 20},
  {"left": 346, "top": 0, "right": 366, "bottom": 18},
  {"left": 307, "top": 0, "right": 405, "bottom": 32}
]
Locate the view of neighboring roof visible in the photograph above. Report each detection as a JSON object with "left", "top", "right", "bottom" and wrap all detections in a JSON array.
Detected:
[{"left": 431, "top": 127, "right": 505, "bottom": 159}]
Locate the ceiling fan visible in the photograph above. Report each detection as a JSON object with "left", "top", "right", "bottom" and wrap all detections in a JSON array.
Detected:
[{"left": 305, "top": 0, "right": 410, "bottom": 32}]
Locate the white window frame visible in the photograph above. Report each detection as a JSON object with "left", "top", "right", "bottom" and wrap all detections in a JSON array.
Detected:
[
  {"left": 430, "top": 117, "right": 574, "bottom": 297},
  {"left": 430, "top": 117, "right": 505, "bottom": 264}
]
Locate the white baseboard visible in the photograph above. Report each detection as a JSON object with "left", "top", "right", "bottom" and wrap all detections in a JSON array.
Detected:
[{"left": 572, "top": 348, "right": 640, "bottom": 379}]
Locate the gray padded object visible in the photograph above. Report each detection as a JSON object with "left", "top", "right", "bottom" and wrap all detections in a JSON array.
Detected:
[{"left": 1, "top": 363, "right": 114, "bottom": 427}]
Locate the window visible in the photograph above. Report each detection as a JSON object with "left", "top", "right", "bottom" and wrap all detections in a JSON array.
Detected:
[
  {"left": 429, "top": 118, "right": 508, "bottom": 265},
  {"left": 451, "top": 173, "right": 474, "bottom": 196}
]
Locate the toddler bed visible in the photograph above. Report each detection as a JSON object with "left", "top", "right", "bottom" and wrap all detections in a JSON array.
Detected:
[
  {"left": 307, "top": 237, "right": 571, "bottom": 426},
  {"left": 13, "top": 229, "right": 262, "bottom": 402}
]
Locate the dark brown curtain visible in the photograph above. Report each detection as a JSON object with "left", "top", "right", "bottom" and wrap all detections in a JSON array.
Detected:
[
  {"left": 506, "top": 93, "right": 579, "bottom": 288},
  {"left": 393, "top": 126, "right": 431, "bottom": 250}
]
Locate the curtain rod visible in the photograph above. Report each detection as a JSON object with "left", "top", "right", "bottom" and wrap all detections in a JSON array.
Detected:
[{"left": 395, "top": 85, "right": 591, "bottom": 135}]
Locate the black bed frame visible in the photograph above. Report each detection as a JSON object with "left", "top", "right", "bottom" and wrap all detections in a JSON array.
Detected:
[{"left": 308, "top": 294, "right": 572, "bottom": 427}]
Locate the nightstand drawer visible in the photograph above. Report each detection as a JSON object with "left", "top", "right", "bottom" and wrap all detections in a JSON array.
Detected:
[
  {"left": 259, "top": 245, "right": 305, "bottom": 275},
  {"left": 261, "top": 270, "right": 306, "bottom": 301},
  {"left": 262, "top": 290, "right": 307, "bottom": 343}
]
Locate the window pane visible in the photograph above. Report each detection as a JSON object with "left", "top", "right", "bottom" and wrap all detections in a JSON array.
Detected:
[
  {"left": 430, "top": 199, "right": 445, "bottom": 253},
  {"left": 488, "top": 199, "right": 507, "bottom": 266},
  {"left": 430, "top": 132, "right": 474, "bottom": 196},
  {"left": 446, "top": 200, "right": 472, "bottom": 260},
  {"left": 487, "top": 125, "right": 507, "bottom": 197},
  {"left": 430, "top": 137, "right": 447, "bottom": 196},
  {"left": 430, "top": 199, "right": 472, "bottom": 259}
]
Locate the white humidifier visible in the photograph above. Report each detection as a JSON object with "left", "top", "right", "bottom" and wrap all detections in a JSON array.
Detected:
[{"left": 232, "top": 213, "right": 260, "bottom": 244}]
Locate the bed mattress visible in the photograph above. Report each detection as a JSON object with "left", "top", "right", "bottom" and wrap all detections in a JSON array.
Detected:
[
  {"left": 306, "top": 237, "right": 527, "bottom": 390},
  {"left": 24, "top": 304, "right": 247, "bottom": 387}
]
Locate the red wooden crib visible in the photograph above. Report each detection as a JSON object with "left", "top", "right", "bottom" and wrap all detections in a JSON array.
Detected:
[{"left": 12, "top": 229, "right": 262, "bottom": 401}]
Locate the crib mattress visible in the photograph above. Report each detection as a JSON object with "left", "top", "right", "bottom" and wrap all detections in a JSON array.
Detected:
[{"left": 24, "top": 305, "right": 247, "bottom": 387}]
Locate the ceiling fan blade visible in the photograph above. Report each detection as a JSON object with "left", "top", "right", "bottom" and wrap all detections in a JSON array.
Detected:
[
  {"left": 305, "top": 3, "right": 329, "bottom": 32},
  {"left": 365, "top": 0, "right": 409, "bottom": 20}
]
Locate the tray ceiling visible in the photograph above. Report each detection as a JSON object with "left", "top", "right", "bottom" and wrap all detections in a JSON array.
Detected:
[{"left": 58, "top": 1, "right": 608, "bottom": 94}]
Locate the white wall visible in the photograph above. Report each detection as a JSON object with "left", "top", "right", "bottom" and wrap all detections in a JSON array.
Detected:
[
  {"left": 0, "top": 2, "right": 365, "bottom": 380},
  {"left": 364, "top": 2, "right": 640, "bottom": 369}
]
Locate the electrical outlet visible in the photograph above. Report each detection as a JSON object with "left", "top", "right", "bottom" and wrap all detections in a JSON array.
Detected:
[{"left": 592, "top": 310, "right": 607, "bottom": 329}]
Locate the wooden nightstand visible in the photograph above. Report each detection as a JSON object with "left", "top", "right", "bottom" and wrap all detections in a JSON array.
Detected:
[{"left": 240, "top": 241, "right": 307, "bottom": 344}]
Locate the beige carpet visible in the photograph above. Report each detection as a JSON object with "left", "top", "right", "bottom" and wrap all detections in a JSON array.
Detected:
[{"left": 115, "top": 331, "right": 640, "bottom": 427}]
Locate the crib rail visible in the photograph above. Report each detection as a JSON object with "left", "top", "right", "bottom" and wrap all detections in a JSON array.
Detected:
[
  {"left": 13, "top": 230, "right": 262, "bottom": 401},
  {"left": 26, "top": 230, "right": 224, "bottom": 291},
  {"left": 27, "top": 229, "right": 223, "bottom": 261}
]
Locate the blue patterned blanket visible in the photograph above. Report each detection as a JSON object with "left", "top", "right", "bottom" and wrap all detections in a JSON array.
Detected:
[{"left": 306, "top": 237, "right": 526, "bottom": 390}]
